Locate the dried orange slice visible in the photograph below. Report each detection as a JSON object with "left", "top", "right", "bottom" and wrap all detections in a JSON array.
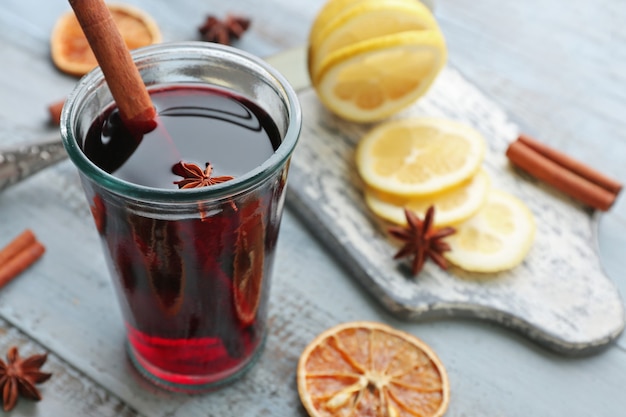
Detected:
[
  {"left": 233, "top": 201, "right": 265, "bottom": 326},
  {"left": 50, "top": 3, "right": 162, "bottom": 76},
  {"left": 297, "top": 321, "right": 450, "bottom": 417}
]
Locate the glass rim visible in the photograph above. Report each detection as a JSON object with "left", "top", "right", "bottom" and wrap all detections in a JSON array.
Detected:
[{"left": 60, "top": 41, "right": 302, "bottom": 203}]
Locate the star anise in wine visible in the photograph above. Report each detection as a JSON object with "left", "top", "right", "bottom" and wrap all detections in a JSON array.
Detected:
[
  {"left": 172, "top": 161, "right": 234, "bottom": 189},
  {"left": 198, "top": 15, "right": 251, "bottom": 45},
  {"left": 388, "top": 206, "right": 456, "bottom": 276},
  {"left": 0, "top": 346, "right": 52, "bottom": 411}
]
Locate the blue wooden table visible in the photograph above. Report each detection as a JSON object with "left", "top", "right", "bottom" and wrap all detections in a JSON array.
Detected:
[{"left": 0, "top": 0, "right": 625, "bottom": 415}]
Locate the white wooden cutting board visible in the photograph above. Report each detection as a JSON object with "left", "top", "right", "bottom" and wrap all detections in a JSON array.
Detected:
[{"left": 275, "top": 47, "right": 625, "bottom": 355}]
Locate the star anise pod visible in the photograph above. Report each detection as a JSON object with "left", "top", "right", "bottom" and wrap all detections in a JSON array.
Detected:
[
  {"left": 198, "top": 14, "right": 251, "bottom": 45},
  {"left": 0, "top": 346, "right": 52, "bottom": 411},
  {"left": 172, "top": 161, "right": 234, "bottom": 189},
  {"left": 388, "top": 206, "right": 456, "bottom": 276}
]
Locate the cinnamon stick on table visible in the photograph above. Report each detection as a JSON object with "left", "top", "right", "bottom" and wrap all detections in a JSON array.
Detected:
[
  {"left": 68, "top": 0, "right": 156, "bottom": 133},
  {"left": 0, "top": 229, "right": 46, "bottom": 289},
  {"left": 48, "top": 98, "right": 65, "bottom": 126},
  {"left": 506, "top": 134, "right": 622, "bottom": 211}
]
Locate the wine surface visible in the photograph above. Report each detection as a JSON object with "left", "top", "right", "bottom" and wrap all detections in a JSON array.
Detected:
[{"left": 83, "top": 84, "right": 281, "bottom": 188}]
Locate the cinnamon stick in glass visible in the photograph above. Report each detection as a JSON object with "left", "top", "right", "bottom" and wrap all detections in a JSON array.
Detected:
[{"left": 68, "top": 0, "right": 156, "bottom": 133}]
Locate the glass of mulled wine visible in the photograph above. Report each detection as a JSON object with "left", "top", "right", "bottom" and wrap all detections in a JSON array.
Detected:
[{"left": 60, "top": 42, "right": 301, "bottom": 392}]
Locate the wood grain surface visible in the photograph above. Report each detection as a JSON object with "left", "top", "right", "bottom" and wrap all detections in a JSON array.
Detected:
[
  {"left": 287, "top": 62, "right": 624, "bottom": 354},
  {"left": 0, "top": 0, "right": 625, "bottom": 416}
]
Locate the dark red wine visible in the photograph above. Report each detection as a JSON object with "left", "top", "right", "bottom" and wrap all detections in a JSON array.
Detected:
[
  {"left": 81, "top": 85, "right": 285, "bottom": 389},
  {"left": 83, "top": 85, "right": 281, "bottom": 187}
]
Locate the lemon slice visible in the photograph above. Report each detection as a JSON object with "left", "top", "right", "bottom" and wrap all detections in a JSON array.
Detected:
[
  {"left": 444, "top": 189, "right": 536, "bottom": 273},
  {"left": 365, "top": 169, "right": 491, "bottom": 227},
  {"left": 309, "top": 0, "right": 365, "bottom": 46},
  {"left": 308, "top": 0, "right": 438, "bottom": 79},
  {"left": 308, "top": 0, "right": 436, "bottom": 60},
  {"left": 356, "top": 117, "right": 486, "bottom": 196},
  {"left": 313, "top": 30, "right": 447, "bottom": 122}
]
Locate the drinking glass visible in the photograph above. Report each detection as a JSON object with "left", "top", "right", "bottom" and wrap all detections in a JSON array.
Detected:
[{"left": 60, "top": 42, "right": 301, "bottom": 392}]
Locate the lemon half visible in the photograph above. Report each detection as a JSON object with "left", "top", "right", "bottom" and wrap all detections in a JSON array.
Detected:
[
  {"left": 308, "top": 0, "right": 438, "bottom": 79},
  {"left": 308, "top": 0, "right": 447, "bottom": 122}
]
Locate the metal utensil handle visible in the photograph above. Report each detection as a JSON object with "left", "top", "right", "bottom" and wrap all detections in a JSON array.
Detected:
[{"left": 0, "top": 138, "right": 67, "bottom": 191}]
